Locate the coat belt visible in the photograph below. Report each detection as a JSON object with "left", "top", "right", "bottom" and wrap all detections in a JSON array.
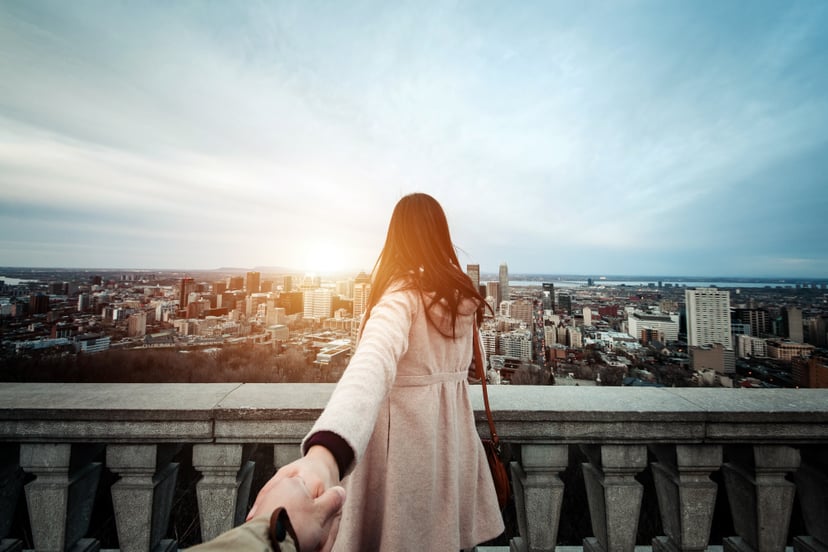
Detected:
[{"left": 393, "top": 371, "right": 467, "bottom": 387}]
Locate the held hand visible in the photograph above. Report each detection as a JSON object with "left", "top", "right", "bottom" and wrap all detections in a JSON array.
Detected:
[
  {"left": 247, "top": 445, "right": 340, "bottom": 521},
  {"left": 279, "top": 480, "right": 346, "bottom": 552}
]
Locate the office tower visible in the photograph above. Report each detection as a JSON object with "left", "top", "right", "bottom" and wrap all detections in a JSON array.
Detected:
[
  {"left": 29, "top": 293, "right": 49, "bottom": 315},
  {"left": 304, "top": 288, "right": 333, "bottom": 319},
  {"left": 228, "top": 276, "right": 244, "bottom": 291},
  {"left": 542, "top": 283, "right": 555, "bottom": 311},
  {"left": 467, "top": 264, "right": 480, "bottom": 291},
  {"left": 509, "top": 298, "right": 533, "bottom": 326},
  {"left": 499, "top": 263, "right": 510, "bottom": 305},
  {"left": 732, "top": 308, "right": 771, "bottom": 337},
  {"left": 782, "top": 307, "right": 804, "bottom": 343},
  {"left": 246, "top": 271, "right": 261, "bottom": 295},
  {"left": 685, "top": 288, "right": 732, "bottom": 348},
  {"left": 583, "top": 307, "right": 593, "bottom": 327},
  {"left": 559, "top": 294, "right": 572, "bottom": 315},
  {"left": 213, "top": 280, "right": 227, "bottom": 295},
  {"left": 283, "top": 275, "right": 293, "bottom": 292},
  {"left": 180, "top": 277, "right": 195, "bottom": 309},
  {"left": 486, "top": 281, "right": 500, "bottom": 307},
  {"left": 277, "top": 291, "right": 304, "bottom": 315},
  {"left": 353, "top": 272, "right": 371, "bottom": 318},
  {"left": 302, "top": 274, "right": 321, "bottom": 290},
  {"left": 78, "top": 293, "right": 90, "bottom": 312}
]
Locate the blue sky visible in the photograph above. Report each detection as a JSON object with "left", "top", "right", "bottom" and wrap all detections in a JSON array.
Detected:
[{"left": 1, "top": 1, "right": 827, "bottom": 278}]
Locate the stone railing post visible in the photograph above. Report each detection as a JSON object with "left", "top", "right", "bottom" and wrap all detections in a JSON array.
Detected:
[
  {"left": 19, "top": 443, "right": 102, "bottom": 552},
  {"left": 0, "top": 444, "right": 24, "bottom": 552},
  {"left": 509, "top": 444, "right": 568, "bottom": 552},
  {"left": 581, "top": 444, "right": 647, "bottom": 552},
  {"left": 193, "top": 444, "right": 254, "bottom": 542},
  {"left": 107, "top": 444, "right": 179, "bottom": 552},
  {"left": 651, "top": 444, "right": 722, "bottom": 552},
  {"left": 793, "top": 451, "right": 828, "bottom": 552},
  {"left": 722, "top": 445, "right": 801, "bottom": 552}
]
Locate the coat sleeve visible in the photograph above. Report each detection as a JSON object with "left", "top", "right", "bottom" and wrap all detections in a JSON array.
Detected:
[{"left": 302, "top": 285, "right": 419, "bottom": 471}]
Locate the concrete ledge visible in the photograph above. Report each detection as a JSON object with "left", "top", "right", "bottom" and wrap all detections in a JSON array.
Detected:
[{"left": 1, "top": 384, "right": 827, "bottom": 445}]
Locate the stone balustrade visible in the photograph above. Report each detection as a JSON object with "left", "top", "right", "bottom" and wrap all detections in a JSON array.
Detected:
[{"left": 0, "top": 383, "right": 826, "bottom": 552}]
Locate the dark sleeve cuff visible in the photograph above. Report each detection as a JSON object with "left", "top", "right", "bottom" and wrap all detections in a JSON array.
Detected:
[
  {"left": 270, "top": 507, "right": 300, "bottom": 552},
  {"left": 303, "top": 430, "right": 355, "bottom": 479}
]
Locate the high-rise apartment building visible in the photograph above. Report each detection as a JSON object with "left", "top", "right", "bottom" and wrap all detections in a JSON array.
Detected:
[
  {"left": 685, "top": 288, "right": 732, "bottom": 348},
  {"left": 246, "top": 271, "right": 261, "bottom": 295},
  {"left": 467, "top": 264, "right": 480, "bottom": 291},
  {"left": 498, "top": 263, "right": 509, "bottom": 306}
]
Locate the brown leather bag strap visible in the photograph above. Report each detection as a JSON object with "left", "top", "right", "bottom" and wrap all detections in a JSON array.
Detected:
[{"left": 474, "top": 323, "right": 499, "bottom": 448}]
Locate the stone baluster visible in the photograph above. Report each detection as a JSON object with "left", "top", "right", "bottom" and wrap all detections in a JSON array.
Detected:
[
  {"left": 722, "top": 445, "right": 801, "bottom": 552},
  {"left": 509, "top": 444, "right": 568, "bottom": 552},
  {"left": 651, "top": 444, "right": 722, "bottom": 552},
  {"left": 793, "top": 450, "right": 828, "bottom": 552},
  {"left": 19, "top": 443, "right": 102, "bottom": 552},
  {"left": 581, "top": 444, "right": 647, "bottom": 552},
  {"left": 107, "top": 444, "right": 179, "bottom": 552},
  {"left": 0, "top": 444, "right": 24, "bottom": 552},
  {"left": 193, "top": 444, "right": 254, "bottom": 542}
]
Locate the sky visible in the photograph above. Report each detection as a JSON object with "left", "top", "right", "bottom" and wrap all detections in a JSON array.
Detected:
[{"left": 1, "top": 1, "right": 827, "bottom": 279}]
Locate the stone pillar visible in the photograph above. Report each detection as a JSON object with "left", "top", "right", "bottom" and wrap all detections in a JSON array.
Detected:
[
  {"left": 722, "top": 445, "right": 801, "bottom": 552},
  {"left": 651, "top": 444, "right": 722, "bottom": 552},
  {"left": 581, "top": 444, "right": 647, "bottom": 552},
  {"left": 193, "top": 444, "right": 254, "bottom": 542},
  {"left": 107, "top": 444, "right": 179, "bottom": 552},
  {"left": 19, "top": 443, "right": 102, "bottom": 552},
  {"left": 509, "top": 444, "right": 567, "bottom": 552},
  {"left": 0, "top": 445, "right": 24, "bottom": 552},
  {"left": 793, "top": 452, "right": 828, "bottom": 552}
]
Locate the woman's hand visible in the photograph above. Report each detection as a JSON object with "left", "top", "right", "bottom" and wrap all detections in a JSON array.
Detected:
[{"left": 247, "top": 445, "right": 340, "bottom": 521}]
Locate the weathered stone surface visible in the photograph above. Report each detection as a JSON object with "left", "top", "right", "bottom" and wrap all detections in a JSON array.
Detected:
[{"left": 510, "top": 444, "right": 567, "bottom": 552}]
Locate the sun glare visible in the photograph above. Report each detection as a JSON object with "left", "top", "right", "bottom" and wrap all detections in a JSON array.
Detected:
[{"left": 302, "top": 243, "right": 348, "bottom": 275}]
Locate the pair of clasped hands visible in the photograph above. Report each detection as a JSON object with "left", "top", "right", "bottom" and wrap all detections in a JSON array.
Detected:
[{"left": 247, "top": 446, "right": 343, "bottom": 552}]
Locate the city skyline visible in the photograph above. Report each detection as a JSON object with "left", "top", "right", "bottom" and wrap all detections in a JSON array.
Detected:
[{"left": 2, "top": 2, "right": 828, "bottom": 278}]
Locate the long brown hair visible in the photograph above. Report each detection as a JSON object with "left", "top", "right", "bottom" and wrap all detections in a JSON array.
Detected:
[{"left": 361, "top": 193, "right": 487, "bottom": 338}]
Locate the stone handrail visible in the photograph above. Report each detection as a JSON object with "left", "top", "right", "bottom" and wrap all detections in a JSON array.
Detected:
[{"left": 0, "top": 384, "right": 826, "bottom": 552}]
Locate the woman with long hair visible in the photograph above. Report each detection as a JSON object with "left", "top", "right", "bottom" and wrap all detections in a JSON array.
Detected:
[{"left": 249, "top": 193, "right": 504, "bottom": 551}]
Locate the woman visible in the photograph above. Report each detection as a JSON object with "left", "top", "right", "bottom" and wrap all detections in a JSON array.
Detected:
[{"left": 249, "top": 193, "right": 504, "bottom": 551}]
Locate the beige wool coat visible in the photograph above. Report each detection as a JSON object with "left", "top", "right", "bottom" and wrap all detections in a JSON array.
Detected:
[{"left": 303, "top": 281, "right": 505, "bottom": 551}]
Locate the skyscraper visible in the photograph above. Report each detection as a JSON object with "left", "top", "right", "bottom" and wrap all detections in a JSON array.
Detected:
[
  {"left": 466, "top": 264, "right": 480, "bottom": 291},
  {"left": 498, "top": 263, "right": 509, "bottom": 306},
  {"left": 685, "top": 288, "right": 732, "bottom": 348},
  {"left": 542, "top": 283, "right": 555, "bottom": 312},
  {"left": 246, "top": 271, "right": 261, "bottom": 295},
  {"left": 486, "top": 281, "right": 500, "bottom": 308},
  {"left": 180, "top": 277, "right": 195, "bottom": 309},
  {"left": 783, "top": 307, "right": 804, "bottom": 343}
]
